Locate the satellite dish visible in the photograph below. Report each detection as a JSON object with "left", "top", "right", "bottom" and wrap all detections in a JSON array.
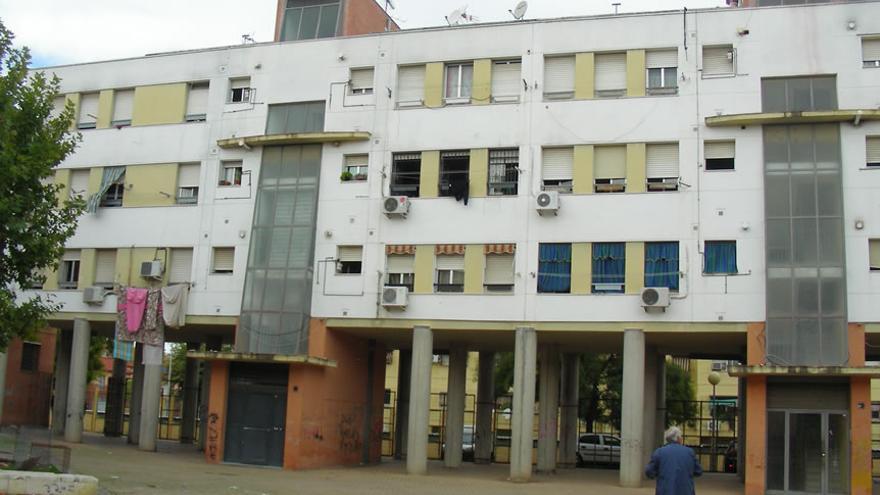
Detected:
[
  {"left": 446, "top": 5, "right": 469, "bottom": 26},
  {"left": 510, "top": 1, "right": 528, "bottom": 20}
]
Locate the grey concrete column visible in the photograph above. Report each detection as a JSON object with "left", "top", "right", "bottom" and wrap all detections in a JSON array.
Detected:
[
  {"left": 737, "top": 376, "right": 746, "bottom": 480},
  {"left": 620, "top": 329, "right": 645, "bottom": 488},
  {"left": 197, "top": 337, "right": 222, "bottom": 451},
  {"left": 444, "top": 346, "right": 468, "bottom": 468},
  {"left": 52, "top": 331, "right": 72, "bottom": 436},
  {"left": 180, "top": 343, "right": 199, "bottom": 444},
  {"left": 642, "top": 348, "right": 659, "bottom": 469},
  {"left": 655, "top": 356, "right": 666, "bottom": 447},
  {"left": 394, "top": 350, "right": 411, "bottom": 460},
  {"left": 536, "top": 344, "right": 560, "bottom": 473},
  {"left": 64, "top": 318, "right": 91, "bottom": 443},
  {"left": 406, "top": 326, "right": 432, "bottom": 475},
  {"left": 510, "top": 327, "right": 537, "bottom": 483},
  {"left": 474, "top": 351, "right": 495, "bottom": 464},
  {"left": 127, "top": 344, "right": 144, "bottom": 445},
  {"left": 103, "top": 358, "right": 127, "bottom": 437},
  {"left": 139, "top": 360, "right": 163, "bottom": 451},
  {"left": 558, "top": 353, "right": 579, "bottom": 469},
  {"left": 0, "top": 352, "right": 7, "bottom": 425}
]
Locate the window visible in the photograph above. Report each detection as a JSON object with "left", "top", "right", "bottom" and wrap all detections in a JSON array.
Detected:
[
  {"left": 705, "top": 241, "right": 738, "bottom": 274},
  {"left": 761, "top": 76, "right": 837, "bottom": 113},
  {"left": 592, "top": 243, "right": 625, "bottom": 293},
  {"left": 228, "top": 78, "right": 253, "bottom": 103},
  {"left": 349, "top": 68, "right": 374, "bottom": 95},
  {"left": 594, "top": 53, "right": 626, "bottom": 97},
  {"left": 219, "top": 161, "right": 242, "bottom": 187},
  {"left": 169, "top": 248, "right": 194, "bottom": 284},
  {"left": 185, "top": 82, "right": 209, "bottom": 122},
  {"left": 20, "top": 342, "right": 40, "bottom": 372},
  {"left": 77, "top": 92, "right": 99, "bottom": 129},
  {"left": 870, "top": 239, "right": 880, "bottom": 271},
  {"left": 867, "top": 137, "right": 880, "bottom": 168},
  {"left": 705, "top": 141, "right": 735, "bottom": 171},
  {"left": 488, "top": 149, "right": 519, "bottom": 196},
  {"left": 542, "top": 147, "right": 573, "bottom": 193},
  {"left": 646, "top": 50, "right": 678, "bottom": 95},
  {"left": 444, "top": 63, "right": 473, "bottom": 103},
  {"left": 435, "top": 255, "right": 465, "bottom": 292},
  {"left": 280, "top": 1, "right": 340, "bottom": 41},
  {"left": 702, "top": 45, "right": 735, "bottom": 77},
  {"left": 100, "top": 174, "right": 125, "bottom": 207},
  {"left": 873, "top": 402, "right": 880, "bottom": 423},
  {"left": 646, "top": 143, "right": 680, "bottom": 191},
  {"left": 69, "top": 169, "right": 90, "bottom": 199},
  {"left": 28, "top": 269, "right": 46, "bottom": 289},
  {"left": 543, "top": 55, "right": 575, "bottom": 100},
  {"left": 342, "top": 155, "right": 368, "bottom": 181},
  {"left": 337, "top": 246, "right": 363, "bottom": 274},
  {"left": 485, "top": 253, "right": 514, "bottom": 293},
  {"left": 538, "top": 243, "right": 571, "bottom": 294},
  {"left": 94, "top": 249, "right": 116, "bottom": 288},
  {"left": 59, "top": 250, "right": 81, "bottom": 289},
  {"left": 111, "top": 89, "right": 133, "bottom": 126},
  {"left": 387, "top": 254, "right": 414, "bottom": 291},
  {"left": 492, "top": 59, "right": 521, "bottom": 102},
  {"left": 266, "top": 101, "right": 325, "bottom": 134},
  {"left": 397, "top": 65, "right": 426, "bottom": 107},
  {"left": 863, "top": 37, "right": 880, "bottom": 68},
  {"left": 177, "top": 163, "right": 200, "bottom": 204},
  {"left": 212, "top": 247, "right": 235, "bottom": 274},
  {"left": 439, "top": 151, "right": 469, "bottom": 198},
  {"left": 594, "top": 146, "right": 626, "bottom": 193},
  {"left": 645, "top": 241, "right": 679, "bottom": 291},
  {"left": 390, "top": 153, "right": 421, "bottom": 197}
]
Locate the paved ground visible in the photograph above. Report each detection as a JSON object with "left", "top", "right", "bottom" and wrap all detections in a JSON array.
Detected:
[{"left": 66, "top": 433, "right": 742, "bottom": 495}]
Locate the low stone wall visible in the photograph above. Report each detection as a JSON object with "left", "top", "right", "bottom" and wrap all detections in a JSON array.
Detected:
[{"left": 0, "top": 471, "right": 98, "bottom": 494}]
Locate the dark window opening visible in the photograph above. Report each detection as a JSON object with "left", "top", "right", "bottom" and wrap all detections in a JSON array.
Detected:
[
  {"left": 435, "top": 269, "right": 464, "bottom": 293},
  {"left": 100, "top": 182, "right": 125, "bottom": 207},
  {"left": 229, "top": 87, "right": 252, "bottom": 103},
  {"left": 59, "top": 260, "right": 80, "bottom": 289},
  {"left": 337, "top": 261, "right": 362, "bottom": 274},
  {"left": 706, "top": 157, "right": 735, "bottom": 171},
  {"left": 488, "top": 149, "right": 519, "bottom": 196},
  {"left": 21, "top": 342, "right": 40, "bottom": 372},
  {"left": 387, "top": 273, "right": 414, "bottom": 291},
  {"left": 761, "top": 76, "right": 837, "bottom": 113},
  {"left": 390, "top": 153, "right": 421, "bottom": 197},
  {"left": 439, "top": 151, "right": 470, "bottom": 198}
]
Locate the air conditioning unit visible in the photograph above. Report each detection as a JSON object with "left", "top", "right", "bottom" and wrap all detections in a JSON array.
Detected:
[
  {"left": 381, "top": 286, "right": 408, "bottom": 309},
  {"left": 535, "top": 190, "right": 559, "bottom": 216},
  {"left": 711, "top": 361, "right": 728, "bottom": 372},
  {"left": 140, "top": 260, "right": 164, "bottom": 279},
  {"left": 383, "top": 196, "right": 410, "bottom": 218},
  {"left": 82, "top": 286, "right": 106, "bottom": 304},
  {"left": 640, "top": 287, "right": 670, "bottom": 311}
]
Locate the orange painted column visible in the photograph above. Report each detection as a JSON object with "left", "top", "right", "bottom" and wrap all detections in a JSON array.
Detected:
[
  {"left": 849, "top": 323, "right": 871, "bottom": 494},
  {"left": 744, "top": 322, "right": 766, "bottom": 495},
  {"left": 204, "top": 361, "right": 229, "bottom": 464}
]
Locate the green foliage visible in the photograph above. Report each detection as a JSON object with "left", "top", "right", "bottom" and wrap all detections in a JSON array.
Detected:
[
  {"left": 0, "top": 21, "right": 83, "bottom": 350},
  {"left": 492, "top": 352, "right": 514, "bottom": 398},
  {"left": 168, "top": 343, "right": 188, "bottom": 389},
  {"left": 664, "top": 361, "right": 698, "bottom": 427},
  {"left": 86, "top": 336, "right": 110, "bottom": 384}
]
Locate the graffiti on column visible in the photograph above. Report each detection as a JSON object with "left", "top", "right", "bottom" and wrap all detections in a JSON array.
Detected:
[
  {"left": 338, "top": 407, "right": 362, "bottom": 452},
  {"left": 207, "top": 413, "right": 220, "bottom": 461}
]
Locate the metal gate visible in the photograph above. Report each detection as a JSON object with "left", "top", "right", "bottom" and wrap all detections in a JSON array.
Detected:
[{"left": 223, "top": 363, "right": 288, "bottom": 467}]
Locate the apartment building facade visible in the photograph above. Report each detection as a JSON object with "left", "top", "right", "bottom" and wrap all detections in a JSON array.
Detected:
[{"left": 25, "top": 2, "right": 880, "bottom": 494}]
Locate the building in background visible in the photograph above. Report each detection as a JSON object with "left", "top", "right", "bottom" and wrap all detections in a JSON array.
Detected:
[{"left": 0, "top": 331, "right": 56, "bottom": 427}]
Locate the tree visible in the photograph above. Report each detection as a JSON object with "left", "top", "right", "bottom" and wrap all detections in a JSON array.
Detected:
[
  {"left": 86, "top": 336, "right": 110, "bottom": 384},
  {"left": 168, "top": 343, "right": 188, "bottom": 391},
  {"left": 0, "top": 21, "right": 83, "bottom": 350}
]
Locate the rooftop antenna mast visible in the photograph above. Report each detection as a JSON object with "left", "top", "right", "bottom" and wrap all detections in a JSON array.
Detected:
[
  {"left": 385, "top": 0, "right": 395, "bottom": 31},
  {"left": 612, "top": 2, "right": 621, "bottom": 14}
]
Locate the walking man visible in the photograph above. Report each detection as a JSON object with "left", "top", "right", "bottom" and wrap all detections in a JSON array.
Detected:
[{"left": 645, "top": 426, "right": 703, "bottom": 495}]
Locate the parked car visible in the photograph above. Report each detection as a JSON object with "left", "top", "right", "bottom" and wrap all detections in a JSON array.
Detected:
[
  {"left": 577, "top": 433, "right": 621, "bottom": 466},
  {"left": 441, "top": 425, "right": 476, "bottom": 461}
]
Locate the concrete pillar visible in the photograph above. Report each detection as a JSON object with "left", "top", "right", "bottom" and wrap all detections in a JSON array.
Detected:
[
  {"left": 537, "top": 344, "right": 560, "bottom": 473},
  {"left": 0, "top": 352, "right": 7, "bottom": 425},
  {"left": 642, "top": 348, "right": 659, "bottom": 469},
  {"left": 558, "top": 353, "right": 579, "bottom": 469},
  {"left": 139, "top": 353, "right": 163, "bottom": 451},
  {"left": 656, "top": 356, "right": 666, "bottom": 447},
  {"left": 444, "top": 346, "right": 468, "bottom": 468},
  {"left": 474, "top": 351, "right": 495, "bottom": 464},
  {"left": 180, "top": 343, "right": 199, "bottom": 444},
  {"left": 406, "top": 326, "right": 432, "bottom": 475},
  {"left": 737, "top": 376, "right": 746, "bottom": 480},
  {"left": 197, "top": 337, "right": 222, "bottom": 451},
  {"left": 103, "top": 358, "right": 127, "bottom": 437},
  {"left": 620, "top": 328, "right": 645, "bottom": 488},
  {"left": 510, "top": 327, "right": 537, "bottom": 482},
  {"left": 394, "top": 350, "right": 411, "bottom": 460},
  {"left": 127, "top": 344, "right": 144, "bottom": 445},
  {"left": 52, "top": 331, "right": 72, "bottom": 436},
  {"left": 64, "top": 318, "right": 91, "bottom": 443}
]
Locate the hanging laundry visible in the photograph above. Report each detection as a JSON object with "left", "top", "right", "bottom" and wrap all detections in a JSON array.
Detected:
[
  {"left": 140, "top": 288, "right": 165, "bottom": 346},
  {"left": 125, "top": 288, "right": 149, "bottom": 334},
  {"left": 450, "top": 176, "right": 469, "bottom": 205},
  {"left": 161, "top": 284, "right": 189, "bottom": 328}
]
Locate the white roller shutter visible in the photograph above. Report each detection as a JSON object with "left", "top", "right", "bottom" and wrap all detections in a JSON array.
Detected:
[
  {"left": 492, "top": 60, "right": 521, "bottom": 99},
  {"left": 542, "top": 147, "right": 573, "bottom": 181},
  {"left": 647, "top": 143, "right": 680, "bottom": 178},
  {"left": 543, "top": 56, "right": 575, "bottom": 97},
  {"left": 397, "top": 65, "right": 425, "bottom": 104},
  {"left": 705, "top": 141, "right": 735, "bottom": 160},
  {"left": 435, "top": 255, "right": 464, "bottom": 270},
  {"left": 230, "top": 78, "right": 250, "bottom": 89},
  {"left": 186, "top": 83, "right": 209, "bottom": 118},
  {"left": 94, "top": 250, "right": 116, "bottom": 284},
  {"left": 387, "top": 254, "right": 414, "bottom": 273},
  {"left": 69, "top": 169, "right": 90, "bottom": 197},
  {"left": 169, "top": 248, "right": 193, "bottom": 283},
  {"left": 63, "top": 250, "right": 80, "bottom": 261},
  {"left": 703, "top": 46, "right": 734, "bottom": 76},
  {"left": 212, "top": 247, "right": 234, "bottom": 273},
  {"left": 862, "top": 38, "right": 880, "bottom": 64},
  {"left": 595, "top": 53, "right": 626, "bottom": 91},
  {"left": 594, "top": 146, "right": 627, "bottom": 179},
  {"left": 111, "top": 89, "right": 134, "bottom": 124},
  {"left": 867, "top": 137, "right": 880, "bottom": 166},
  {"left": 350, "top": 68, "right": 374, "bottom": 92},
  {"left": 177, "top": 163, "right": 200, "bottom": 187},
  {"left": 485, "top": 254, "right": 514, "bottom": 285},
  {"left": 338, "top": 246, "right": 363, "bottom": 262},
  {"left": 646, "top": 49, "right": 678, "bottom": 68},
  {"left": 345, "top": 155, "right": 368, "bottom": 168},
  {"left": 78, "top": 93, "right": 99, "bottom": 127}
]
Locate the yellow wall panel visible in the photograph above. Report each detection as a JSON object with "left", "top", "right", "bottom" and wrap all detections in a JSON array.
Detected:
[
  {"left": 114, "top": 248, "right": 133, "bottom": 287},
  {"left": 420, "top": 151, "right": 440, "bottom": 199},
  {"left": 464, "top": 245, "right": 484, "bottom": 294},
  {"left": 42, "top": 266, "right": 59, "bottom": 291},
  {"left": 571, "top": 242, "right": 592, "bottom": 294},
  {"left": 126, "top": 247, "right": 167, "bottom": 288},
  {"left": 469, "top": 148, "right": 488, "bottom": 198},
  {"left": 424, "top": 62, "right": 445, "bottom": 108},
  {"left": 86, "top": 167, "right": 104, "bottom": 198},
  {"left": 54, "top": 169, "right": 71, "bottom": 205},
  {"left": 413, "top": 245, "right": 435, "bottom": 294},
  {"left": 572, "top": 145, "right": 594, "bottom": 194},
  {"left": 122, "top": 163, "right": 179, "bottom": 207},
  {"left": 625, "top": 241, "right": 645, "bottom": 295},
  {"left": 574, "top": 52, "right": 595, "bottom": 100},
  {"left": 626, "top": 49, "right": 646, "bottom": 97},
  {"left": 65, "top": 94, "right": 80, "bottom": 131},
  {"left": 78, "top": 249, "right": 96, "bottom": 289},
  {"left": 131, "top": 83, "right": 187, "bottom": 126},
  {"left": 96, "top": 89, "right": 114, "bottom": 129},
  {"left": 626, "top": 143, "right": 647, "bottom": 193},
  {"left": 472, "top": 59, "right": 492, "bottom": 106}
]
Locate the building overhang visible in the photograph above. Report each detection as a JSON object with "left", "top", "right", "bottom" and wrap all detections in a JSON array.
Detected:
[
  {"left": 217, "top": 131, "right": 371, "bottom": 149},
  {"left": 728, "top": 365, "right": 880, "bottom": 378},
  {"left": 705, "top": 109, "right": 880, "bottom": 127},
  {"left": 186, "top": 350, "right": 337, "bottom": 368}
]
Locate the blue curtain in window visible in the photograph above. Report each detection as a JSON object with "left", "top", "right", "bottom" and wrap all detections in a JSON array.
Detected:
[
  {"left": 538, "top": 243, "right": 571, "bottom": 293},
  {"left": 704, "top": 241, "right": 737, "bottom": 274},
  {"left": 592, "top": 243, "right": 625, "bottom": 293},
  {"left": 645, "top": 242, "right": 679, "bottom": 291}
]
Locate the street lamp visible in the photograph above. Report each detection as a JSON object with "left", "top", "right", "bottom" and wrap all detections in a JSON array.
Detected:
[{"left": 708, "top": 371, "right": 721, "bottom": 472}]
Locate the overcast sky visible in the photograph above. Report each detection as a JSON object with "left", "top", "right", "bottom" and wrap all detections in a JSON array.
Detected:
[{"left": 1, "top": 0, "right": 724, "bottom": 68}]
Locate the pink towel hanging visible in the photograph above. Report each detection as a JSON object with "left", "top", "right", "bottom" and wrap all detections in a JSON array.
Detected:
[{"left": 125, "top": 288, "right": 149, "bottom": 334}]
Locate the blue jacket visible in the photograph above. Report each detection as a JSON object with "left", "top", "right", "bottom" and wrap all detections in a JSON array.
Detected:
[{"left": 645, "top": 442, "right": 703, "bottom": 495}]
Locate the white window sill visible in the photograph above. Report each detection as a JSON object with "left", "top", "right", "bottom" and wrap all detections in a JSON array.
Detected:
[
  {"left": 491, "top": 96, "right": 520, "bottom": 104},
  {"left": 217, "top": 184, "right": 242, "bottom": 188},
  {"left": 859, "top": 166, "right": 880, "bottom": 170},
  {"left": 396, "top": 100, "right": 425, "bottom": 109},
  {"left": 701, "top": 73, "right": 736, "bottom": 79},
  {"left": 443, "top": 97, "right": 471, "bottom": 105}
]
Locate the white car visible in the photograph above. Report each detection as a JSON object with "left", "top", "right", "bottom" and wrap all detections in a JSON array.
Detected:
[{"left": 577, "top": 433, "right": 621, "bottom": 466}]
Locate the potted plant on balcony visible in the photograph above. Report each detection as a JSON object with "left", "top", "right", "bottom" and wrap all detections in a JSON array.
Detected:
[{"left": 340, "top": 171, "right": 353, "bottom": 182}]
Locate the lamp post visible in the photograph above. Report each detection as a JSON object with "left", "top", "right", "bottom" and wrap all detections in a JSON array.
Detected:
[{"left": 708, "top": 371, "right": 721, "bottom": 472}]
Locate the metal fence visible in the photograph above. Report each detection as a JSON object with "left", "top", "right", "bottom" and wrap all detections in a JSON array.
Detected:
[{"left": 0, "top": 425, "right": 69, "bottom": 473}]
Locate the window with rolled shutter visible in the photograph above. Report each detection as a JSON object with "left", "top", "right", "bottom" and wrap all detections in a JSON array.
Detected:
[
  {"left": 212, "top": 247, "right": 234, "bottom": 274},
  {"left": 705, "top": 141, "right": 736, "bottom": 170},
  {"left": 386, "top": 254, "right": 414, "bottom": 289},
  {"left": 543, "top": 56, "right": 575, "bottom": 99},
  {"left": 647, "top": 143, "right": 680, "bottom": 178},
  {"left": 702, "top": 45, "right": 735, "bottom": 77},
  {"left": 594, "top": 146, "right": 626, "bottom": 179},
  {"left": 185, "top": 82, "right": 209, "bottom": 122},
  {"left": 435, "top": 254, "right": 464, "bottom": 292},
  {"left": 78, "top": 93, "right": 99, "bottom": 129},
  {"left": 397, "top": 65, "right": 425, "bottom": 105},
  {"left": 228, "top": 78, "right": 252, "bottom": 103},
  {"left": 646, "top": 49, "right": 677, "bottom": 69},
  {"left": 343, "top": 154, "right": 369, "bottom": 180},
  {"left": 112, "top": 89, "right": 134, "bottom": 126},
  {"left": 177, "top": 163, "right": 200, "bottom": 204},
  {"left": 867, "top": 137, "right": 880, "bottom": 167},
  {"left": 337, "top": 245, "right": 363, "bottom": 274},
  {"left": 350, "top": 68, "right": 374, "bottom": 95},
  {"left": 862, "top": 38, "right": 880, "bottom": 68},
  {"left": 94, "top": 250, "right": 116, "bottom": 287},
  {"left": 484, "top": 254, "right": 514, "bottom": 292},
  {"left": 492, "top": 59, "right": 521, "bottom": 101},
  {"left": 69, "top": 169, "right": 90, "bottom": 198},
  {"left": 542, "top": 147, "right": 574, "bottom": 192},
  {"left": 170, "top": 248, "right": 194, "bottom": 283},
  {"left": 594, "top": 53, "right": 626, "bottom": 96},
  {"left": 871, "top": 239, "right": 880, "bottom": 270}
]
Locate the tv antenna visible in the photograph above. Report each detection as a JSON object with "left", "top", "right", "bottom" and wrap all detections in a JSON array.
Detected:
[
  {"left": 446, "top": 5, "right": 476, "bottom": 26},
  {"left": 384, "top": 0, "right": 395, "bottom": 31},
  {"left": 241, "top": 33, "right": 255, "bottom": 44},
  {"left": 612, "top": 3, "right": 621, "bottom": 14},
  {"left": 509, "top": 1, "right": 528, "bottom": 20}
]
